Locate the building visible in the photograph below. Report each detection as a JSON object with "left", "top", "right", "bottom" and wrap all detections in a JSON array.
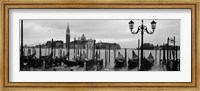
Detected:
[
  {"left": 45, "top": 40, "right": 63, "bottom": 48},
  {"left": 71, "top": 34, "right": 88, "bottom": 49},
  {"left": 66, "top": 23, "right": 70, "bottom": 48}
]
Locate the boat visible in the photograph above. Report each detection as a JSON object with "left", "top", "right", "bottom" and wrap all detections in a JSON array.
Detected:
[
  {"left": 114, "top": 58, "right": 126, "bottom": 69},
  {"left": 114, "top": 52, "right": 126, "bottom": 69},
  {"left": 146, "top": 52, "right": 154, "bottom": 63},
  {"left": 75, "top": 57, "right": 87, "bottom": 67},
  {"left": 20, "top": 49, "right": 38, "bottom": 69},
  {"left": 64, "top": 59, "right": 78, "bottom": 67},
  {"left": 141, "top": 52, "right": 154, "bottom": 70},
  {"left": 128, "top": 51, "right": 139, "bottom": 69},
  {"left": 34, "top": 52, "right": 53, "bottom": 68},
  {"left": 85, "top": 58, "right": 96, "bottom": 70},
  {"left": 96, "top": 59, "right": 104, "bottom": 71}
]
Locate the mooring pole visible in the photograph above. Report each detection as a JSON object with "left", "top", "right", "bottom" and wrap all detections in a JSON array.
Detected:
[
  {"left": 108, "top": 45, "right": 110, "bottom": 65},
  {"left": 20, "top": 20, "right": 24, "bottom": 58},
  {"left": 60, "top": 49, "right": 62, "bottom": 58},
  {"left": 86, "top": 45, "right": 88, "bottom": 59},
  {"left": 125, "top": 48, "right": 127, "bottom": 67},
  {"left": 169, "top": 49, "right": 171, "bottom": 60},
  {"left": 99, "top": 45, "right": 101, "bottom": 60},
  {"left": 163, "top": 43, "right": 165, "bottom": 60},
  {"left": 54, "top": 45, "right": 56, "bottom": 58},
  {"left": 39, "top": 44, "right": 41, "bottom": 58},
  {"left": 155, "top": 45, "right": 158, "bottom": 64},
  {"left": 44, "top": 47, "right": 46, "bottom": 56},
  {"left": 51, "top": 39, "right": 53, "bottom": 58},
  {"left": 167, "top": 37, "right": 169, "bottom": 64},
  {"left": 114, "top": 48, "right": 116, "bottom": 59},
  {"left": 68, "top": 44, "right": 70, "bottom": 60},
  {"left": 159, "top": 46, "right": 161, "bottom": 65},
  {"left": 176, "top": 46, "right": 178, "bottom": 61},
  {"left": 174, "top": 36, "right": 176, "bottom": 61},
  {"left": 105, "top": 48, "right": 107, "bottom": 68},
  {"left": 138, "top": 39, "right": 140, "bottom": 70},
  {"left": 93, "top": 40, "right": 96, "bottom": 59},
  {"left": 74, "top": 37, "right": 76, "bottom": 59},
  {"left": 96, "top": 51, "right": 98, "bottom": 70},
  {"left": 163, "top": 43, "right": 166, "bottom": 64},
  {"left": 80, "top": 48, "right": 82, "bottom": 61}
]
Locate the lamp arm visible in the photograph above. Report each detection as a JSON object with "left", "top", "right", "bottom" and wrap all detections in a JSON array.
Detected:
[
  {"left": 130, "top": 26, "right": 140, "bottom": 34},
  {"left": 145, "top": 26, "right": 154, "bottom": 34}
]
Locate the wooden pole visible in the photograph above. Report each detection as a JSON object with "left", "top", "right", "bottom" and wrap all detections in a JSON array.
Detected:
[
  {"left": 174, "top": 36, "right": 176, "bottom": 60},
  {"left": 169, "top": 49, "right": 171, "bottom": 60},
  {"left": 68, "top": 45, "right": 70, "bottom": 60},
  {"left": 176, "top": 46, "right": 179, "bottom": 71},
  {"left": 105, "top": 48, "right": 107, "bottom": 68},
  {"left": 76, "top": 48, "right": 78, "bottom": 58},
  {"left": 86, "top": 45, "right": 88, "bottom": 59},
  {"left": 60, "top": 49, "right": 62, "bottom": 58},
  {"left": 20, "top": 20, "right": 24, "bottom": 58},
  {"left": 155, "top": 45, "right": 158, "bottom": 64},
  {"left": 109, "top": 45, "right": 110, "bottom": 65},
  {"left": 74, "top": 37, "right": 76, "bottom": 59},
  {"left": 51, "top": 39, "right": 53, "bottom": 58},
  {"left": 80, "top": 48, "right": 82, "bottom": 61},
  {"left": 99, "top": 44, "right": 101, "bottom": 60},
  {"left": 54, "top": 46, "right": 56, "bottom": 58},
  {"left": 167, "top": 37, "right": 169, "bottom": 63},
  {"left": 176, "top": 46, "right": 178, "bottom": 60},
  {"left": 114, "top": 48, "right": 116, "bottom": 59},
  {"left": 159, "top": 46, "right": 161, "bottom": 65},
  {"left": 93, "top": 40, "right": 96, "bottom": 59},
  {"left": 44, "top": 47, "right": 46, "bottom": 56},
  {"left": 163, "top": 43, "right": 165, "bottom": 60},
  {"left": 39, "top": 44, "right": 41, "bottom": 58},
  {"left": 96, "top": 51, "right": 98, "bottom": 70},
  {"left": 138, "top": 39, "right": 140, "bottom": 70},
  {"left": 90, "top": 45, "right": 92, "bottom": 59},
  {"left": 125, "top": 48, "right": 127, "bottom": 66},
  {"left": 48, "top": 47, "right": 50, "bottom": 55}
]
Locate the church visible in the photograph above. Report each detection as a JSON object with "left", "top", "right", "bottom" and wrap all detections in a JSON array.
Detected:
[{"left": 65, "top": 23, "right": 95, "bottom": 49}]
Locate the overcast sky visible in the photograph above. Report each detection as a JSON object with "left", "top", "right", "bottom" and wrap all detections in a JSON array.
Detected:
[{"left": 22, "top": 19, "right": 180, "bottom": 48}]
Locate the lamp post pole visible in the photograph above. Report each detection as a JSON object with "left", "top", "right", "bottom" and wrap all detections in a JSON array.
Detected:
[
  {"left": 129, "top": 20, "right": 156, "bottom": 70},
  {"left": 140, "top": 20, "right": 144, "bottom": 69}
]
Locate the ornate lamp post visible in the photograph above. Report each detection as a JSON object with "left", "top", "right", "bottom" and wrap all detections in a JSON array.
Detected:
[{"left": 129, "top": 20, "right": 156, "bottom": 70}]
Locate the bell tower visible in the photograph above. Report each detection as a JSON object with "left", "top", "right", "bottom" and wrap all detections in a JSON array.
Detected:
[
  {"left": 66, "top": 23, "right": 70, "bottom": 45},
  {"left": 66, "top": 23, "right": 70, "bottom": 59}
]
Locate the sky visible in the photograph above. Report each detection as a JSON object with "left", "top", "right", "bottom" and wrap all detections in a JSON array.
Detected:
[{"left": 22, "top": 19, "right": 180, "bottom": 48}]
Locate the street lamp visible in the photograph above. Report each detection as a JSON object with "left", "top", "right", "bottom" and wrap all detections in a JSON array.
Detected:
[{"left": 128, "top": 20, "right": 157, "bottom": 70}]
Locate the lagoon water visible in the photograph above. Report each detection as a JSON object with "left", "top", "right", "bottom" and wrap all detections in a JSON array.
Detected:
[{"left": 24, "top": 48, "right": 180, "bottom": 68}]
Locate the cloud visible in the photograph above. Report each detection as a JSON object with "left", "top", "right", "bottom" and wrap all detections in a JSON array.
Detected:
[{"left": 22, "top": 19, "right": 180, "bottom": 48}]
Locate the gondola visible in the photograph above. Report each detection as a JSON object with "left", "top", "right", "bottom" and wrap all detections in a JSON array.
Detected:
[
  {"left": 128, "top": 51, "right": 139, "bottom": 69},
  {"left": 114, "top": 58, "right": 126, "bottom": 69},
  {"left": 20, "top": 49, "right": 37, "bottom": 69},
  {"left": 85, "top": 58, "right": 96, "bottom": 70},
  {"left": 96, "top": 59, "right": 104, "bottom": 71},
  {"left": 75, "top": 57, "right": 87, "bottom": 67},
  {"left": 146, "top": 52, "right": 154, "bottom": 63},
  {"left": 64, "top": 59, "right": 78, "bottom": 67},
  {"left": 34, "top": 52, "right": 54, "bottom": 68},
  {"left": 141, "top": 52, "right": 154, "bottom": 70}
]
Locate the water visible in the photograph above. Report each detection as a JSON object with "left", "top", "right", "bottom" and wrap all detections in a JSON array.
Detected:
[{"left": 24, "top": 48, "right": 180, "bottom": 68}]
